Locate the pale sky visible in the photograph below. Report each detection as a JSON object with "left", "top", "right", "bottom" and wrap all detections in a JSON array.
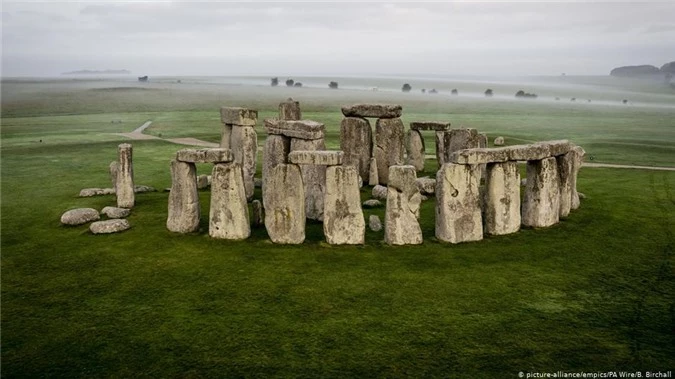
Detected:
[{"left": 2, "top": 1, "right": 674, "bottom": 77}]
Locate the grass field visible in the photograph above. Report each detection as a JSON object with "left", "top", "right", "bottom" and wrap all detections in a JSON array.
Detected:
[{"left": 1, "top": 76, "right": 674, "bottom": 377}]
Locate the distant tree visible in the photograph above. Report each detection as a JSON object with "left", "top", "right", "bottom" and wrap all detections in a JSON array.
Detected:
[
  {"left": 587, "top": 99, "right": 591, "bottom": 103},
  {"left": 515, "top": 90, "right": 525, "bottom": 97},
  {"left": 329, "top": 81, "right": 338, "bottom": 89},
  {"left": 421, "top": 88, "right": 426, "bottom": 93},
  {"left": 294, "top": 82, "right": 303, "bottom": 87},
  {"left": 515, "top": 90, "right": 537, "bottom": 99},
  {"left": 271, "top": 77, "right": 279, "bottom": 87},
  {"left": 622, "top": 99, "right": 628, "bottom": 104},
  {"left": 555, "top": 97, "right": 560, "bottom": 101},
  {"left": 484, "top": 88, "right": 493, "bottom": 97},
  {"left": 571, "top": 97, "right": 576, "bottom": 102},
  {"left": 402, "top": 83, "right": 412, "bottom": 92},
  {"left": 429, "top": 89, "right": 438, "bottom": 94},
  {"left": 451, "top": 89, "right": 458, "bottom": 95},
  {"left": 286, "top": 79, "right": 294, "bottom": 87}
]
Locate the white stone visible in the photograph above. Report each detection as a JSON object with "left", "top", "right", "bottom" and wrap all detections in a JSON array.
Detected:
[
  {"left": 209, "top": 163, "right": 250, "bottom": 240},
  {"left": 374, "top": 118, "right": 405, "bottom": 184},
  {"left": 522, "top": 157, "right": 560, "bottom": 228},
  {"left": 384, "top": 165, "right": 422, "bottom": 245},
  {"left": 231, "top": 126, "right": 258, "bottom": 201},
  {"left": 262, "top": 134, "right": 290, "bottom": 202},
  {"left": 323, "top": 166, "right": 365, "bottom": 244},
  {"left": 167, "top": 160, "right": 200, "bottom": 233},
  {"left": 406, "top": 129, "right": 425, "bottom": 172},
  {"left": 263, "top": 164, "right": 305, "bottom": 244},
  {"left": 340, "top": 117, "right": 373, "bottom": 181},
  {"left": 116, "top": 143, "right": 134, "bottom": 208},
  {"left": 291, "top": 138, "right": 326, "bottom": 221},
  {"left": 435, "top": 163, "right": 483, "bottom": 243},
  {"left": 484, "top": 161, "right": 521, "bottom": 235}
]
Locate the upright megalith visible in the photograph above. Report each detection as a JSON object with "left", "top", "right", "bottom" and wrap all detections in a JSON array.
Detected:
[
  {"left": 435, "top": 163, "right": 483, "bottom": 243},
  {"left": 368, "top": 157, "right": 379, "bottom": 186},
  {"left": 109, "top": 161, "right": 119, "bottom": 189},
  {"left": 484, "top": 161, "right": 521, "bottom": 235},
  {"left": 385, "top": 165, "right": 423, "bottom": 245},
  {"left": 409, "top": 121, "right": 451, "bottom": 171},
  {"left": 435, "top": 132, "right": 445, "bottom": 167},
  {"left": 340, "top": 117, "right": 373, "bottom": 181},
  {"left": 262, "top": 134, "right": 290, "bottom": 201},
  {"left": 442, "top": 128, "right": 481, "bottom": 163},
  {"left": 375, "top": 118, "right": 405, "bottom": 184},
  {"left": 406, "top": 129, "right": 425, "bottom": 171},
  {"left": 570, "top": 146, "right": 585, "bottom": 210},
  {"left": 116, "top": 143, "right": 134, "bottom": 208},
  {"left": 263, "top": 164, "right": 306, "bottom": 244},
  {"left": 279, "top": 98, "right": 301, "bottom": 120},
  {"left": 221, "top": 107, "right": 258, "bottom": 202},
  {"left": 167, "top": 159, "right": 200, "bottom": 233},
  {"left": 522, "top": 157, "right": 560, "bottom": 228},
  {"left": 324, "top": 165, "right": 365, "bottom": 245},
  {"left": 556, "top": 151, "right": 575, "bottom": 218},
  {"left": 209, "top": 163, "right": 250, "bottom": 240},
  {"left": 220, "top": 124, "right": 232, "bottom": 149},
  {"left": 290, "top": 138, "right": 326, "bottom": 221}
]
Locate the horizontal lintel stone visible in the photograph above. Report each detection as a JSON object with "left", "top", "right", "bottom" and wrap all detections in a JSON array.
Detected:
[
  {"left": 264, "top": 119, "right": 325, "bottom": 140},
  {"left": 176, "top": 148, "right": 234, "bottom": 163},
  {"left": 288, "top": 150, "right": 344, "bottom": 166},
  {"left": 220, "top": 107, "right": 258, "bottom": 126},
  {"left": 447, "top": 140, "right": 574, "bottom": 164},
  {"left": 341, "top": 104, "right": 402, "bottom": 119},
  {"left": 410, "top": 121, "right": 451, "bottom": 131}
]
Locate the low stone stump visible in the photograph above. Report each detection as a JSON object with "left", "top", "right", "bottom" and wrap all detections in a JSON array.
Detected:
[
  {"left": 220, "top": 107, "right": 258, "bottom": 126},
  {"left": 116, "top": 143, "right": 135, "bottom": 208},
  {"left": 374, "top": 118, "right": 405, "bottom": 185},
  {"left": 522, "top": 157, "right": 560, "bottom": 228},
  {"left": 231, "top": 126, "right": 258, "bottom": 201},
  {"left": 341, "top": 104, "right": 402, "bottom": 119},
  {"left": 167, "top": 159, "right": 200, "bottom": 233},
  {"left": 90, "top": 219, "right": 130, "bottom": 234},
  {"left": 323, "top": 165, "right": 365, "bottom": 245},
  {"left": 262, "top": 134, "right": 291, "bottom": 201},
  {"left": 209, "top": 163, "right": 250, "bottom": 240},
  {"left": 176, "top": 148, "right": 234, "bottom": 163},
  {"left": 406, "top": 129, "right": 425, "bottom": 171},
  {"left": 288, "top": 151, "right": 343, "bottom": 166},
  {"left": 279, "top": 98, "right": 301, "bottom": 120},
  {"left": 385, "top": 165, "right": 422, "bottom": 245},
  {"left": 263, "top": 164, "right": 306, "bottom": 244},
  {"left": 340, "top": 117, "right": 373, "bottom": 181},
  {"left": 435, "top": 163, "right": 483, "bottom": 243},
  {"left": 61, "top": 208, "right": 100, "bottom": 226},
  {"left": 290, "top": 138, "right": 326, "bottom": 221},
  {"left": 484, "top": 161, "right": 521, "bottom": 235}
]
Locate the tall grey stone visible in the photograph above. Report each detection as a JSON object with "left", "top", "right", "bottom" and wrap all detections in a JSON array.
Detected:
[
  {"left": 374, "top": 118, "right": 405, "bottom": 185},
  {"left": 209, "top": 163, "right": 250, "bottom": 240},
  {"left": 406, "top": 129, "right": 425, "bottom": 172},
  {"left": 442, "top": 129, "right": 481, "bottom": 163},
  {"left": 522, "top": 157, "right": 560, "bottom": 228},
  {"left": 231, "top": 126, "right": 258, "bottom": 201},
  {"left": 109, "top": 161, "right": 118, "bottom": 189},
  {"left": 116, "top": 143, "right": 134, "bottom": 208},
  {"left": 435, "top": 163, "right": 483, "bottom": 243},
  {"left": 262, "top": 134, "right": 290, "bottom": 202},
  {"left": 263, "top": 164, "right": 305, "bottom": 244},
  {"left": 484, "top": 161, "right": 521, "bottom": 235},
  {"left": 368, "top": 157, "right": 379, "bottom": 186},
  {"left": 556, "top": 151, "right": 574, "bottom": 218},
  {"left": 290, "top": 138, "right": 326, "bottom": 221},
  {"left": 570, "top": 146, "right": 585, "bottom": 210},
  {"left": 220, "top": 124, "right": 233, "bottom": 148},
  {"left": 435, "top": 131, "right": 445, "bottom": 167},
  {"left": 478, "top": 133, "right": 488, "bottom": 180},
  {"left": 167, "top": 159, "right": 200, "bottom": 233},
  {"left": 384, "top": 165, "right": 422, "bottom": 245},
  {"left": 279, "top": 98, "right": 301, "bottom": 120},
  {"left": 340, "top": 117, "right": 373, "bottom": 181},
  {"left": 323, "top": 165, "right": 365, "bottom": 245}
]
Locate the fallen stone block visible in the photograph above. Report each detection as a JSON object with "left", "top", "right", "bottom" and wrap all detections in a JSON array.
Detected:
[
  {"left": 90, "top": 219, "right": 130, "bottom": 234},
  {"left": 61, "top": 208, "right": 100, "bottom": 226},
  {"left": 101, "top": 206, "right": 131, "bottom": 219}
]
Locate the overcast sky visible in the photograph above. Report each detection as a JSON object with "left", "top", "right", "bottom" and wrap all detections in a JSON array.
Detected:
[{"left": 2, "top": 1, "right": 674, "bottom": 77}]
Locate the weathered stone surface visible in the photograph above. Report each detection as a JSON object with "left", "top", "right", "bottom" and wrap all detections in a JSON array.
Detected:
[
  {"left": 479, "top": 134, "right": 488, "bottom": 148},
  {"left": 435, "top": 131, "right": 445, "bottom": 167},
  {"left": 416, "top": 177, "right": 436, "bottom": 195},
  {"left": 79, "top": 188, "right": 116, "bottom": 197},
  {"left": 323, "top": 166, "right": 365, "bottom": 244},
  {"left": 410, "top": 121, "right": 451, "bottom": 131},
  {"left": 116, "top": 143, "right": 134, "bottom": 208},
  {"left": 385, "top": 166, "right": 422, "bottom": 245},
  {"left": 369, "top": 215, "right": 382, "bottom": 232},
  {"left": 288, "top": 150, "right": 343, "bottom": 166},
  {"left": 362, "top": 199, "right": 382, "bottom": 208},
  {"left": 570, "top": 146, "right": 585, "bottom": 210},
  {"left": 442, "top": 129, "right": 481, "bottom": 163},
  {"left": 90, "top": 219, "right": 130, "bottom": 234},
  {"left": 265, "top": 119, "right": 325, "bottom": 140},
  {"left": 494, "top": 136, "right": 505, "bottom": 146},
  {"left": 291, "top": 138, "right": 326, "bottom": 221},
  {"left": 505, "top": 140, "right": 572, "bottom": 161},
  {"left": 279, "top": 98, "right": 301, "bottom": 120},
  {"left": 368, "top": 157, "right": 379, "bottom": 186},
  {"left": 448, "top": 147, "right": 509, "bottom": 165},
  {"left": 134, "top": 185, "right": 156, "bottom": 193},
  {"left": 101, "top": 206, "right": 130, "bottom": 219},
  {"left": 167, "top": 160, "right": 200, "bottom": 233},
  {"left": 109, "top": 161, "right": 118, "bottom": 188},
  {"left": 341, "top": 104, "right": 402, "bottom": 119},
  {"left": 61, "top": 208, "right": 100, "bottom": 226},
  {"left": 435, "top": 163, "right": 483, "bottom": 243},
  {"left": 522, "top": 157, "right": 560, "bottom": 228},
  {"left": 231, "top": 126, "right": 258, "bottom": 201},
  {"left": 521, "top": 178, "right": 528, "bottom": 187},
  {"left": 263, "top": 164, "right": 305, "bottom": 244},
  {"left": 545, "top": 140, "right": 574, "bottom": 157},
  {"left": 176, "top": 148, "right": 234, "bottom": 164},
  {"left": 340, "top": 117, "right": 372, "bottom": 181},
  {"left": 374, "top": 118, "right": 405, "bottom": 185},
  {"left": 262, "top": 134, "right": 290, "bottom": 191},
  {"left": 220, "top": 107, "right": 257, "bottom": 126},
  {"left": 209, "top": 163, "right": 250, "bottom": 240},
  {"left": 254, "top": 177, "right": 263, "bottom": 188},
  {"left": 406, "top": 129, "right": 425, "bottom": 172},
  {"left": 251, "top": 200, "right": 264, "bottom": 227},
  {"left": 484, "top": 161, "right": 521, "bottom": 235},
  {"left": 197, "top": 174, "right": 209, "bottom": 189},
  {"left": 372, "top": 185, "right": 388, "bottom": 200},
  {"left": 220, "top": 124, "right": 233, "bottom": 148},
  {"left": 556, "top": 152, "right": 574, "bottom": 218}
]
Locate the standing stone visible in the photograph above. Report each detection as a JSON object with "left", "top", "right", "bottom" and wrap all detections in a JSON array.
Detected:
[
  {"left": 406, "top": 129, "right": 425, "bottom": 172},
  {"left": 109, "top": 161, "right": 118, "bottom": 189},
  {"left": 384, "top": 166, "right": 422, "bottom": 245},
  {"left": 116, "top": 143, "right": 134, "bottom": 208},
  {"left": 323, "top": 166, "right": 365, "bottom": 244},
  {"left": 231, "top": 126, "right": 258, "bottom": 201},
  {"left": 167, "top": 159, "right": 200, "bottom": 233},
  {"left": 209, "top": 163, "right": 250, "bottom": 240},
  {"left": 478, "top": 133, "right": 488, "bottom": 180},
  {"left": 494, "top": 136, "right": 505, "bottom": 146},
  {"left": 220, "top": 124, "right": 233, "bottom": 148},
  {"left": 279, "top": 98, "right": 301, "bottom": 120},
  {"left": 262, "top": 134, "right": 291, "bottom": 201},
  {"left": 570, "top": 146, "right": 585, "bottom": 210},
  {"left": 374, "top": 118, "right": 405, "bottom": 185},
  {"left": 368, "top": 157, "right": 379, "bottom": 186},
  {"left": 442, "top": 129, "right": 481, "bottom": 163},
  {"left": 435, "top": 163, "right": 483, "bottom": 243},
  {"left": 340, "top": 117, "right": 373, "bottom": 182},
  {"left": 263, "top": 164, "right": 305, "bottom": 244},
  {"left": 522, "top": 157, "right": 560, "bottom": 228},
  {"left": 251, "top": 200, "right": 264, "bottom": 227},
  {"left": 369, "top": 215, "right": 382, "bottom": 232},
  {"left": 290, "top": 138, "right": 326, "bottom": 221},
  {"left": 556, "top": 151, "right": 574, "bottom": 218},
  {"left": 435, "top": 131, "right": 445, "bottom": 167},
  {"left": 484, "top": 161, "right": 521, "bottom": 235},
  {"left": 197, "top": 174, "right": 209, "bottom": 189}
]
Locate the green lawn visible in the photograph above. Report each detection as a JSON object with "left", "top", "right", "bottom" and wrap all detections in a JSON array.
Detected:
[{"left": 1, "top": 77, "right": 674, "bottom": 377}]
